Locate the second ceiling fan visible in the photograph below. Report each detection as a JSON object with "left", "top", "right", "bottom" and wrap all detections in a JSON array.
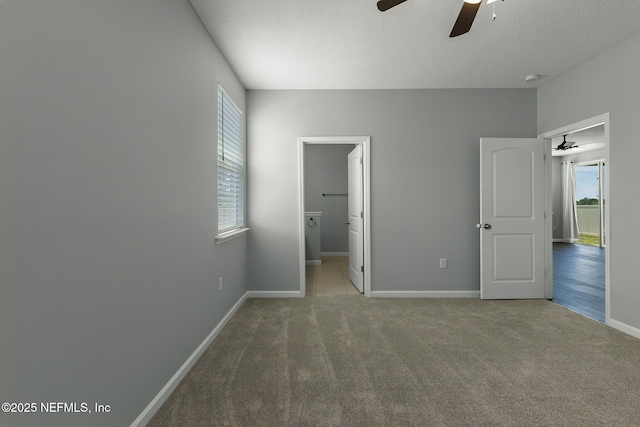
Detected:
[{"left": 377, "top": 0, "right": 500, "bottom": 38}]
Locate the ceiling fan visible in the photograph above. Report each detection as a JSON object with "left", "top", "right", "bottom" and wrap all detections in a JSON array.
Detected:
[
  {"left": 377, "top": 0, "right": 501, "bottom": 38},
  {"left": 554, "top": 135, "right": 579, "bottom": 151}
]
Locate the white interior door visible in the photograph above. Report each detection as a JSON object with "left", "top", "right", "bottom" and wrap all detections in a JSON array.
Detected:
[
  {"left": 348, "top": 145, "right": 364, "bottom": 293},
  {"left": 479, "top": 138, "right": 546, "bottom": 299}
]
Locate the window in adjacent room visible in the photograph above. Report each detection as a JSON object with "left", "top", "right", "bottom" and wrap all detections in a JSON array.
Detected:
[{"left": 216, "top": 85, "right": 246, "bottom": 241}]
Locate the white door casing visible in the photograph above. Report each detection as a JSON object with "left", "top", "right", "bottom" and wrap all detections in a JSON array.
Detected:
[
  {"left": 298, "top": 136, "right": 371, "bottom": 297},
  {"left": 348, "top": 145, "right": 364, "bottom": 293},
  {"left": 479, "top": 138, "right": 546, "bottom": 299},
  {"left": 539, "top": 113, "right": 610, "bottom": 323}
]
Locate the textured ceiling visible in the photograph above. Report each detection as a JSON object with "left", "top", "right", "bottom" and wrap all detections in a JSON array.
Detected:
[
  {"left": 189, "top": 0, "right": 640, "bottom": 90},
  {"left": 551, "top": 124, "right": 605, "bottom": 157}
]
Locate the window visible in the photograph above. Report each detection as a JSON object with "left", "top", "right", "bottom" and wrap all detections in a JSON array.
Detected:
[{"left": 217, "top": 85, "right": 245, "bottom": 238}]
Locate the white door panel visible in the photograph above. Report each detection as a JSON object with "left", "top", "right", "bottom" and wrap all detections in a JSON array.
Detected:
[
  {"left": 348, "top": 145, "right": 364, "bottom": 293},
  {"left": 480, "top": 138, "right": 545, "bottom": 299}
]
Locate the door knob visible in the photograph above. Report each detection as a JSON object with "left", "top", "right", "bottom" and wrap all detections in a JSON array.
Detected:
[
  {"left": 476, "top": 223, "right": 492, "bottom": 229},
  {"left": 345, "top": 221, "right": 350, "bottom": 225}
]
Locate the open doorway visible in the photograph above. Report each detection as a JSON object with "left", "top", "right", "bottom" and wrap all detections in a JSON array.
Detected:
[
  {"left": 303, "top": 144, "right": 357, "bottom": 296},
  {"left": 297, "top": 136, "right": 371, "bottom": 297},
  {"left": 542, "top": 115, "right": 609, "bottom": 323}
]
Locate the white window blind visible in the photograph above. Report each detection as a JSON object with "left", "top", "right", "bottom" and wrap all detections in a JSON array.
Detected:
[{"left": 217, "top": 86, "right": 244, "bottom": 234}]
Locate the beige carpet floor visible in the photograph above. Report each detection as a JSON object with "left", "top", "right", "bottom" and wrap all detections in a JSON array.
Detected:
[{"left": 148, "top": 297, "right": 640, "bottom": 426}]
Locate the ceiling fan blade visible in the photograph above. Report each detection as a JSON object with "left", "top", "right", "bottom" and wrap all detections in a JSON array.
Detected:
[
  {"left": 377, "top": 0, "right": 408, "bottom": 12},
  {"left": 450, "top": 1, "right": 482, "bottom": 37}
]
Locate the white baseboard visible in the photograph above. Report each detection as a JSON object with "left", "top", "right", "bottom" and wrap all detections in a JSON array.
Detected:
[
  {"left": 130, "top": 292, "right": 249, "bottom": 427},
  {"left": 370, "top": 291, "right": 480, "bottom": 298},
  {"left": 609, "top": 318, "right": 640, "bottom": 340},
  {"left": 305, "top": 260, "right": 322, "bottom": 265},
  {"left": 321, "top": 252, "right": 349, "bottom": 257},
  {"left": 245, "top": 291, "right": 303, "bottom": 298}
]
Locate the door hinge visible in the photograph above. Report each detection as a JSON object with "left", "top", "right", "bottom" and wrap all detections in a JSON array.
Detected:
[
  {"left": 361, "top": 265, "right": 364, "bottom": 273},
  {"left": 360, "top": 157, "right": 363, "bottom": 165},
  {"left": 360, "top": 212, "right": 364, "bottom": 219}
]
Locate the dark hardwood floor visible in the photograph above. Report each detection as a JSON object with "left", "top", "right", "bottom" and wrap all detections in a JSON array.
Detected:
[{"left": 552, "top": 242, "right": 605, "bottom": 323}]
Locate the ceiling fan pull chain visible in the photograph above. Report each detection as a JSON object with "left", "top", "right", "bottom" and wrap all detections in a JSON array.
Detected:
[{"left": 490, "top": 0, "right": 504, "bottom": 21}]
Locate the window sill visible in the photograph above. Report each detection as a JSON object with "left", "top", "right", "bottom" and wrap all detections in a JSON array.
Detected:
[{"left": 215, "top": 228, "right": 249, "bottom": 245}]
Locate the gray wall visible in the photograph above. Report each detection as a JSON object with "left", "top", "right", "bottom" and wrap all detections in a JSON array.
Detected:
[
  {"left": 0, "top": 1, "right": 247, "bottom": 426},
  {"left": 247, "top": 89, "right": 537, "bottom": 292},
  {"left": 304, "top": 144, "right": 354, "bottom": 253},
  {"left": 551, "top": 148, "right": 605, "bottom": 240},
  {"left": 538, "top": 31, "right": 640, "bottom": 331}
]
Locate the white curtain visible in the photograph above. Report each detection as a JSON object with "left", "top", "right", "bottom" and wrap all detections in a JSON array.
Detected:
[{"left": 562, "top": 161, "right": 580, "bottom": 242}]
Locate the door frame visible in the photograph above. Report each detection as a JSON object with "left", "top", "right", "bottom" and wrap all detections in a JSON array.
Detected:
[
  {"left": 539, "top": 112, "right": 610, "bottom": 324},
  {"left": 297, "top": 136, "right": 372, "bottom": 297}
]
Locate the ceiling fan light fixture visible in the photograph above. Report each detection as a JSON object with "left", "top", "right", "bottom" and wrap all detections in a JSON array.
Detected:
[{"left": 381, "top": 0, "right": 502, "bottom": 37}]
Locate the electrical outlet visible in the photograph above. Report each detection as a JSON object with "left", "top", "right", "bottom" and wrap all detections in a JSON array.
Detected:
[
  {"left": 219, "top": 277, "right": 223, "bottom": 291},
  {"left": 440, "top": 258, "right": 447, "bottom": 269}
]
